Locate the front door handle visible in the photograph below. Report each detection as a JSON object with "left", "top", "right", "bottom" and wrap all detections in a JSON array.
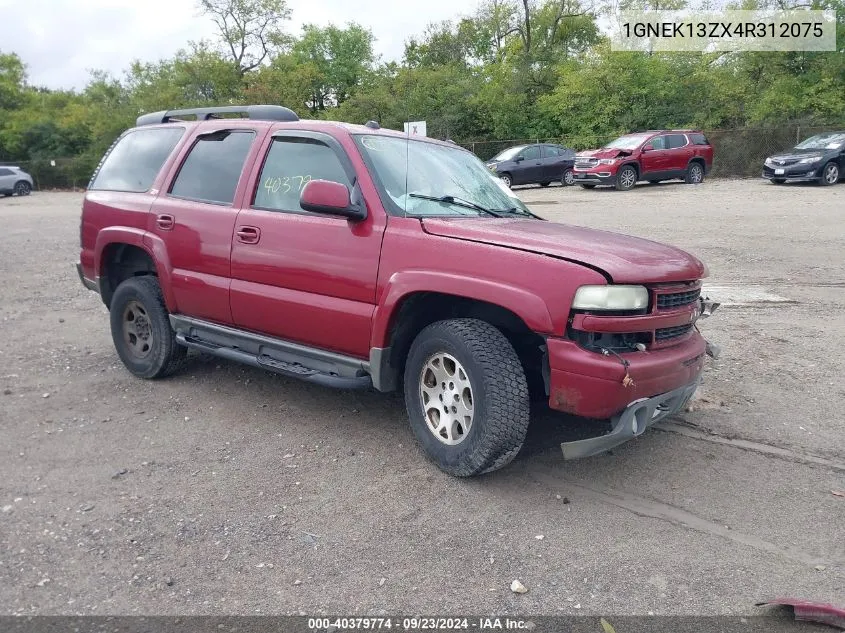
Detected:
[
  {"left": 156, "top": 214, "right": 175, "bottom": 230},
  {"left": 236, "top": 226, "right": 261, "bottom": 244}
]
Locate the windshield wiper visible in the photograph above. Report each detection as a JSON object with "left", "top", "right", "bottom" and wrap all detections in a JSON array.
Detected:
[
  {"left": 408, "top": 193, "right": 501, "bottom": 218},
  {"left": 491, "top": 206, "right": 542, "bottom": 220}
]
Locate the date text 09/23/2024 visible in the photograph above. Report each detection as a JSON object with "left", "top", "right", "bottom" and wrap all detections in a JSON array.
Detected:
[{"left": 308, "top": 617, "right": 533, "bottom": 630}]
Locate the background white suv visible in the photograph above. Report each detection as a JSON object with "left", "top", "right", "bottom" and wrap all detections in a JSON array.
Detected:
[{"left": 0, "top": 166, "right": 34, "bottom": 196}]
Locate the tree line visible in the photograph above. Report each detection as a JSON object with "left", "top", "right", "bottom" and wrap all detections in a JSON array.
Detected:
[{"left": 1, "top": 0, "right": 843, "bottom": 183}]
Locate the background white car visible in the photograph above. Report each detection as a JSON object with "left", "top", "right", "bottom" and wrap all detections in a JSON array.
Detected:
[{"left": 0, "top": 165, "right": 34, "bottom": 196}]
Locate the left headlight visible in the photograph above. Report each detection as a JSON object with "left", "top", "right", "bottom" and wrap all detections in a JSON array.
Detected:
[
  {"left": 798, "top": 155, "right": 822, "bottom": 164},
  {"left": 572, "top": 285, "right": 649, "bottom": 311},
  {"left": 598, "top": 158, "right": 618, "bottom": 165}
]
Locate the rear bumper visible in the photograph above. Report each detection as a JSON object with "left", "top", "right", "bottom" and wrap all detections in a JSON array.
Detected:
[
  {"left": 546, "top": 333, "right": 706, "bottom": 420},
  {"left": 76, "top": 262, "right": 98, "bottom": 292},
  {"left": 560, "top": 378, "right": 700, "bottom": 459}
]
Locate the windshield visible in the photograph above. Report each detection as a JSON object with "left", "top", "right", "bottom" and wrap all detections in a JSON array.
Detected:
[
  {"left": 795, "top": 133, "right": 845, "bottom": 150},
  {"left": 604, "top": 134, "right": 652, "bottom": 150},
  {"left": 490, "top": 146, "right": 526, "bottom": 162},
  {"left": 355, "top": 135, "right": 533, "bottom": 218}
]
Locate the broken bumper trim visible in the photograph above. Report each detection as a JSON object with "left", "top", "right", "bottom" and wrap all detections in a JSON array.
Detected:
[{"left": 561, "top": 378, "right": 700, "bottom": 460}]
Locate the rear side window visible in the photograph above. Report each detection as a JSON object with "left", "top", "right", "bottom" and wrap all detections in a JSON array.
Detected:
[
  {"left": 666, "top": 134, "right": 688, "bottom": 149},
  {"left": 90, "top": 127, "right": 184, "bottom": 192},
  {"left": 253, "top": 137, "right": 351, "bottom": 213},
  {"left": 689, "top": 133, "right": 710, "bottom": 146},
  {"left": 543, "top": 145, "right": 560, "bottom": 157},
  {"left": 170, "top": 131, "right": 255, "bottom": 205}
]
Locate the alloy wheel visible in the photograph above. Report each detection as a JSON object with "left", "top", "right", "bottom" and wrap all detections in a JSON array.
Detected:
[{"left": 419, "top": 352, "right": 474, "bottom": 446}]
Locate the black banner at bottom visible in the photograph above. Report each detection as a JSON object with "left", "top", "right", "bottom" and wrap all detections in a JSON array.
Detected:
[{"left": 0, "top": 615, "right": 836, "bottom": 633}]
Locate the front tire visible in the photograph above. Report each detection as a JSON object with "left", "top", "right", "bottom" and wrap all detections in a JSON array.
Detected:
[
  {"left": 499, "top": 173, "right": 512, "bottom": 188},
  {"left": 109, "top": 276, "right": 187, "bottom": 379},
  {"left": 539, "top": 181, "right": 551, "bottom": 188},
  {"left": 820, "top": 162, "right": 839, "bottom": 186},
  {"left": 770, "top": 178, "right": 786, "bottom": 184},
  {"left": 615, "top": 165, "right": 637, "bottom": 191},
  {"left": 561, "top": 168, "right": 575, "bottom": 186},
  {"left": 580, "top": 184, "right": 596, "bottom": 189},
  {"left": 14, "top": 181, "right": 31, "bottom": 196},
  {"left": 403, "top": 319, "right": 530, "bottom": 477}
]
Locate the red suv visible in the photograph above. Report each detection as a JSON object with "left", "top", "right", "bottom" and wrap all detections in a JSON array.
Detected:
[
  {"left": 76, "top": 106, "right": 719, "bottom": 477},
  {"left": 573, "top": 130, "right": 714, "bottom": 191}
]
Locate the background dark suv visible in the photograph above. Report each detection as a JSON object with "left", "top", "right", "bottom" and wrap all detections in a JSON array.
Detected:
[{"left": 485, "top": 143, "right": 576, "bottom": 188}]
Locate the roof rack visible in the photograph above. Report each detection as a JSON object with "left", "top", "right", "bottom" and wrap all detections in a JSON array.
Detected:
[{"left": 136, "top": 105, "right": 299, "bottom": 127}]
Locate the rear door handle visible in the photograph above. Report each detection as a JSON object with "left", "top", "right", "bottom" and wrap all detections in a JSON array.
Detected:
[
  {"left": 156, "top": 214, "right": 175, "bottom": 230},
  {"left": 236, "top": 226, "right": 261, "bottom": 244}
]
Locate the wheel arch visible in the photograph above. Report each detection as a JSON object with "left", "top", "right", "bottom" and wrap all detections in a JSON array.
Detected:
[{"left": 95, "top": 230, "right": 175, "bottom": 310}]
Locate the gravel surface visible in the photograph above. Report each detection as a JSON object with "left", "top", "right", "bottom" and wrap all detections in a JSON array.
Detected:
[{"left": 1, "top": 181, "right": 843, "bottom": 616}]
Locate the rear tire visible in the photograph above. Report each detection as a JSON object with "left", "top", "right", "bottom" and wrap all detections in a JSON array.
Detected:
[
  {"left": 403, "top": 319, "right": 530, "bottom": 477},
  {"left": 685, "top": 162, "right": 705, "bottom": 184},
  {"left": 539, "top": 181, "right": 551, "bottom": 188},
  {"left": 561, "top": 168, "right": 575, "bottom": 186},
  {"left": 109, "top": 276, "right": 187, "bottom": 379},
  {"left": 820, "top": 162, "right": 839, "bottom": 186},
  {"left": 615, "top": 165, "right": 637, "bottom": 191},
  {"left": 13, "top": 181, "right": 31, "bottom": 196},
  {"left": 580, "top": 184, "right": 596, "bottom": 189}
]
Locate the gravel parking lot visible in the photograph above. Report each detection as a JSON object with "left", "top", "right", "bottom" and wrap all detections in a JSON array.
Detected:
[{"left": 1, "top": 180, "right": 843, "bottom": 617}]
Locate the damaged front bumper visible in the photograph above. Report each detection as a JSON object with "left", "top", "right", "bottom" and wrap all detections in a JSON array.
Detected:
[{"left": 561, "top": 378, "right": 700, "bottom": 459}]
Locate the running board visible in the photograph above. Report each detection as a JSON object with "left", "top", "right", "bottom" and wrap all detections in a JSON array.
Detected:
[{"left": 170, "top": 315, "right": 372, "bottom": 390}]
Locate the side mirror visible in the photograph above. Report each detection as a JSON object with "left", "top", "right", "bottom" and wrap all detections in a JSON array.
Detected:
[
  {"left": 514, "top": 155, "right": 524, "bottom": 162},
  {"left": 300, "top": 180, "right": 366, "bottom": 221},
  {"left": 642, "top": 144, "right": 654, "bottom": 152}
]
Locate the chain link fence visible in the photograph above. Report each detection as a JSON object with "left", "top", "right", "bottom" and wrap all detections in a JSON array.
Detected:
[
  {"left": 462, "top": 125, "right": 843, "bottom": 178},
  {"left": 2, "top": 125, "right": 841, "bottom": 191}
]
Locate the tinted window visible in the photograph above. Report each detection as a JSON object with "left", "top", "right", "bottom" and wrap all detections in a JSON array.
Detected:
[
  {"left": 689, "top": 133, "right": 710, "bottom": 146},
  {"left": 666, "top": 134, "right": 688, "bottom": 149},
  {"left": 253, "top": 137, "right": 351, "bottom": 212},
  {"left": 170, "top": 131, "right": 255, "bottom": 205},
  {"left": 543, "top": 145, "right": 560, "bottom": 158},
  {"left": 90, "top": 127, "right": 184, "bottom": 192},
  {"left": 0, "top": 168, "right": 13, "bottom": 176},
  {"left": 521, "top": 146, "right": 541, "bottom": 160},
  {"left": 650, "top": 136, "right": 667, "bottom": 150}
]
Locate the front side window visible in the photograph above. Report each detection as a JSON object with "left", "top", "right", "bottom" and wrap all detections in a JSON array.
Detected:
[
  {"left": 521, "top": 146, "right": 541, "bottom": 160},
  {"left": 90, "top": 127, "right": 184, "bottom": 192},
  {"left": 355, "top": 134, "right": 534, "bottom": 218},
  {"left": 170, "top": 130, "right": 255, "bottom": 205},
  {"left": 491, "top": 146, "right": 526, "bottom": 161},
  {"left": 650, "top": 136, "right": 668, "bottom": 150},
  {"left": 253, "top": 137, "right": 352, "bottom": 212}
]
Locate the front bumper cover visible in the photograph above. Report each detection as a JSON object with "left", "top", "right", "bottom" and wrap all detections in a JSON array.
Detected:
[{"left": 560, "top": 378, "right": 700, "bottom": 459}]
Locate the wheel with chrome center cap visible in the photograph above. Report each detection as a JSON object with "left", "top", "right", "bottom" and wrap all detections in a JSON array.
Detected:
[{"left": 403, "top": 318, "right": 530, "bottom": 477}]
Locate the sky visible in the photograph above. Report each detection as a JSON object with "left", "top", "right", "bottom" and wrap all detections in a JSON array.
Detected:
[{"left": 0, "top": 0, "right": 480, "bottom": 91}]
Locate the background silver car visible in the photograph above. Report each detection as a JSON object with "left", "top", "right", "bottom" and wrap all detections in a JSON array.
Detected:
[{"left": 0, "top": 165, "right": 34, "bottom": 196}]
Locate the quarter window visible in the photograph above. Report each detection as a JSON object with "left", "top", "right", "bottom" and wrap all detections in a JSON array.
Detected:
[
  {"left": 170, "top": 130, "right": 255, "bottom": 205},
  {"left": 90, "top": 127, "right": 184, "bottom": 192},
  {"left": 253, "top": 137, "right": 351, "bottom": 213},
  {"left": 0, "top": 168, "right": 13, "bottom": 176}
]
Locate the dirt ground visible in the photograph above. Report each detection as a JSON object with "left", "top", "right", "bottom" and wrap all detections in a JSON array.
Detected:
[{"left": 1, "top": 180, "right": 843, "bottom": 617}]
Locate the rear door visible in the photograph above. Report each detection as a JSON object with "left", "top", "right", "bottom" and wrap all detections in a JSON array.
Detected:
[
  {"left": 149, "top": 125, "right": 264, "bottom": 325},
  {"left": 541, "top": 145, "right": 564, "bottom": 181},
  {"left": 665, "top": 133, "right": 694, "bottom": 176},
  {"left": 0, "top": 167, "right": 13, "bottom": 191}
]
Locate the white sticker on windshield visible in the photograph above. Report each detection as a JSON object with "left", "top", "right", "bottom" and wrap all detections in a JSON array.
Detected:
[
  {"left": 826, "top": 143, "right": 841, "bottom": 149},
  {"left": 491, "top": 174, "right": 520, "bottom": 199}
]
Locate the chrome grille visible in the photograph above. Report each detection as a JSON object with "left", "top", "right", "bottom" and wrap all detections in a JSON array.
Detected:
[
  {"left": 656, "top": 288, "right": 701, "bottom": 309},
  {"left": 655, "top": 323, "right": 694, "bottom": 341}
]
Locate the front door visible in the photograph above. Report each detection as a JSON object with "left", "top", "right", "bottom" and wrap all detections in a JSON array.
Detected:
[
  {"left": 639, "top": 135, "right": 670, "bottom": 177},
  {"left": 514, "top": 145, "right": 543, "bottom": 184},
  {"left": 149, "top": 126, "right": 262, "bottom": 325},
  {"left": 229, "top": 131, "right": 385, "bottom": 358}
]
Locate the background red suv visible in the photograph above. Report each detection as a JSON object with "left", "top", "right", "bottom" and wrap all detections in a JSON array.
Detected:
[{"left": 573, "top": 130, "right": 714, "bottom": 191}]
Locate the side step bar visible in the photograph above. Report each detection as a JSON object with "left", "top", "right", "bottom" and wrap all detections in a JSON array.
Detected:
[{"left": 170, "top": 315, "right": 372, "bottom": 390}]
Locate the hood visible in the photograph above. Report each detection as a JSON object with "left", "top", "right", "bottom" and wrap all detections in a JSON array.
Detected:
[
  {"left": 768, "top": 148, "right": 827, "bottom": 161},
  {"left": 421, "top": 218, "right": 706, "bottom": 284},
  {"left": 576, "top": 148, "right": 632, "bottom": 159}
]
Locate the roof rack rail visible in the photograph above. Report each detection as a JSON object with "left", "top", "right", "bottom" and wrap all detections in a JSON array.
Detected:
[{"left": 136, "top": 105, "right": 299, "bottom": 127}]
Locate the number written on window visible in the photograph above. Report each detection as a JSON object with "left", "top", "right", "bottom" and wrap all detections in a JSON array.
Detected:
[{"left": 263, "top": 175, "right": 313, "bottom": 195}]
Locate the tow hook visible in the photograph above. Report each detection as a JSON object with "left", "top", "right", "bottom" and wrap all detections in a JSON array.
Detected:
[{"left": 697, "top": 296, "right": 721, "bottom": 359}]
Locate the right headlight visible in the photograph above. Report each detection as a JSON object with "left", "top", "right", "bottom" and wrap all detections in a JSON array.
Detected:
[{"left": 572, "top": 285, "right": 649, "bottom": 311}]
